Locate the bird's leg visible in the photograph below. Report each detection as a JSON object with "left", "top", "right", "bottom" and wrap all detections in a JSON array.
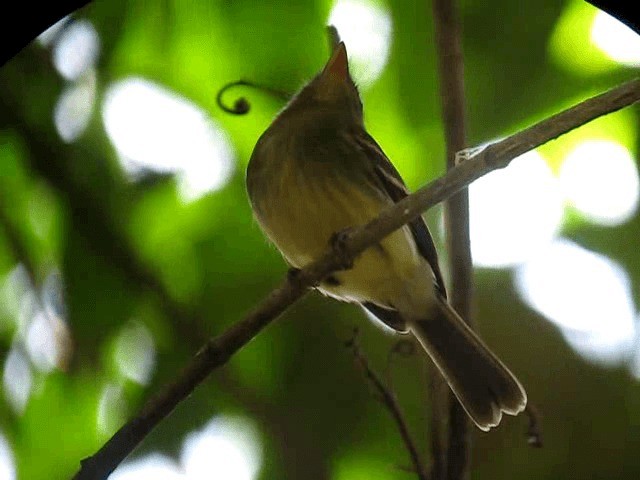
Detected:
[{"left": 287, "top": 267, "right": 302, "bottom": 283}]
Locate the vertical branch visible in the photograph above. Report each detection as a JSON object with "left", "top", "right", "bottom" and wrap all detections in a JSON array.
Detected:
[{"left": 432, "top": 1, "right": 473, "bottom": 480}]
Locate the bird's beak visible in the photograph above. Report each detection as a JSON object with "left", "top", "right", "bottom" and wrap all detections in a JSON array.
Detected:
[{"left": 321, "top": 41, "right": 349, "bottom": 82}]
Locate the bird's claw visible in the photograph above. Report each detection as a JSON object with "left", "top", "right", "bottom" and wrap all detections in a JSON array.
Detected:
[
  {"left": 287, "top": 267, "right": 302, "bottom": 283},
  {"left": 330, "top": 227, "right": 355, "bottom": 271}
]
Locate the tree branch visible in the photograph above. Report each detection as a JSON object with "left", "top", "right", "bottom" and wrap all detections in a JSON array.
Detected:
[
  {"left": 346, "top": 330, "right": 429, "bottom": 480},
  {"left": 70, "top": 77, "right": 640, "bottom": 479},
  {"left": 432, "top": 1, "right": 472, "bottom": 478}
]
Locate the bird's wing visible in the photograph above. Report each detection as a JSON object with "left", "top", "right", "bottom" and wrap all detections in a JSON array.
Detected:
[{"left": 350, "top": 130, "right": 447, "bottom": 298}]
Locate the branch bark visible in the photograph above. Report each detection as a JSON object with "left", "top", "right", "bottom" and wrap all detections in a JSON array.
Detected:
[
  {"left": 71, "top": 77, "right": 640, "bottom": 479},
  {"left": 432, "top": 1, "right": 472, "bottom": 479}
]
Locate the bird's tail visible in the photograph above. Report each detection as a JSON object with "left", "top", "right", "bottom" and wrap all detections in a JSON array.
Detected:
[{"left": 409, "top": 299, "right": 527, "bottom": 431}]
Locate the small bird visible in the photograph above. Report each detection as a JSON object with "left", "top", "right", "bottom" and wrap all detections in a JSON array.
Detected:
[{"left": 246, "top": 41, "right": 526, "bottom": 431}]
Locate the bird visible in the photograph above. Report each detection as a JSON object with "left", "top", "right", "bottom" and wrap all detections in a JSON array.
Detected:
[{"left": 246, "top": 40, "right": 526, "bottom": 431}]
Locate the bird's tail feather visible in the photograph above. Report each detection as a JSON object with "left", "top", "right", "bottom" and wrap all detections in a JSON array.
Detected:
[{"left": 410, "top": 299, "right": 527, "bottom": 431}]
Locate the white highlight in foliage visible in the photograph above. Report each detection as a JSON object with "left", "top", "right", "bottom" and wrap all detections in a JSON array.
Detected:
[
  {"left": 591, "top": 10, "right": 640, "bottom": 66},
  {"left": 25, "top": 311, "right": 59, "bottom": 372},
  {"left": 114, "top": 322, "right": 156, "bottom": 385},
  {"left": 2, "top": 348, "right": 32, "bottom": 415},
  {"left": 111, "top": 454, "right": 183, "bottom": 480},
  {"left": 103, "top": 78, "right": 234, "bottom": 201},
  {"left": 559, "top": 140, "right": 639, "bottom": 226},
  {"left": 469, "top": 151, "right": 564, "bottom": 267},
  {"left": 37, "top": 16, "right": 70, "bottom": 47},
  {"left": 52, "top": 19, "right": 100, "bottom": 80},
  {"left": 516, "top": 239, "right": 635, "bottom": 365},
  {"left": 54, "top": 69, "right": 96, "bottom": 142},
  {"left": 97, "top": 383, "right": 127, "bottom": 436},
  {"left": 328, "top": 0, "right": 393, "bottom": 87},
  {"left": 0, "top": 433, "right": 15, "bottom": 480},
  {"left": 182, "top": 416, "right": 262, "bottom": 480},
  {"left": 111, "top": 416, "right": 262, "bottom": 479}
]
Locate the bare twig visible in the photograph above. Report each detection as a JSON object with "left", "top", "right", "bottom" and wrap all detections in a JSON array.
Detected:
[
  {"left": 432, "top": 1, "right": 472, "bottom": 479},
  {"left": 66, "top": 77, "right": 640, "bottom": 479},
  {"left": 525, "top": 404, "right": 543, "bottom": 448},
  {"left": 346, "top": 330, "right": 429, "bottom": 480}
]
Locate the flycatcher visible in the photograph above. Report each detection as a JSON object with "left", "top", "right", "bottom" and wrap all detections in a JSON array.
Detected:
[{"left": 246, "top": 41, "right": 526, "bottom": 431}]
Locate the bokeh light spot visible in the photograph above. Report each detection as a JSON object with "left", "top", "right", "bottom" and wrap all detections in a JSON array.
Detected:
[
  {"left": 559, "top": 140, "right": 639, "bottom": 226},
  {"left": 42, "top": 271, "right": 67, "bottom": 324},
  {"left": 2, "top": 347, "right": 33, "bottom": 415},
  {"left": 181, "top": 416, "right": 262, "bottom": 480},
  {"left": 111, "top": 454, "right": 183, "bottom": 480},
  {"left": 333, "top": 453, "right": 395, "bottom": 480},
  {"left": 548, "top": 1, "right": 614, "bottom": 75},
  {"left": 114, "top": 322, "right": 156, "bottom": 385},
  {"left": 52, "top": 19, "right": 100, "bottom": 81},
  {"left": 97, "top": 383, "right": 127, "bottom": 436},
  {"left": 0, "top": 433, "right": 16, "bottom": 480},
  {"left": 25, "top": 311, "right": 60, "bottom": 373},
  {"left": 37, "top": 16, "right": 70, "bottom": 47},
  {"left": 102, "top": 78, "right": 234, "bottom": 201},
  {"left": 516, "top": 239, "right": 635, "bottom": 365},
  {"left": 591, "top": 10, "right": 640, "bottom": 66},
  {"left": 328, "top": 0, "right": 392, "bottom": 87},
  {"left": 54, "top": 69, "right": 96, "bottom": 142},
  {"left": 469, "top": 150, "right": 564, "bottom": 268}
]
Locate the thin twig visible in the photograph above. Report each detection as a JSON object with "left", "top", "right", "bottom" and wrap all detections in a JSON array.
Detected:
[
  {"left": 346, "top": 330, "right": 429, "bottom": 480},
  {"left": 66, "top": 77, "right": 640, "bottom": 480},
  {"left": 432, "top": 1, "right": 473, "bottom": 479},
  {"left": 525, "top": 403, "right": 543, "bottom": 448}
]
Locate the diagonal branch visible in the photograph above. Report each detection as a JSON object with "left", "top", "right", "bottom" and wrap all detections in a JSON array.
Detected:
[{"left": 71, "top": 78, "right": 640, "bottom": 479}]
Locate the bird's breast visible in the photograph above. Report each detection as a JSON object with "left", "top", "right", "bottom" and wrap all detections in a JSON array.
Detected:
[
  {"left": 247, "top": 126, "right": 432, "bottom": 314},
  {"left": 251, "top": 150, "right": 377, "bottom": 266}
]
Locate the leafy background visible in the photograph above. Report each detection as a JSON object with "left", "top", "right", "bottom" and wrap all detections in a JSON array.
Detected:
[{"left": 1, "top": 0, "right": 639, "bottom": 479}]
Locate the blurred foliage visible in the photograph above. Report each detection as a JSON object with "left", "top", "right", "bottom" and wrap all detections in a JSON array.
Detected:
[{"left": 0, "top": 1, "right": 639, "bottom": 479}]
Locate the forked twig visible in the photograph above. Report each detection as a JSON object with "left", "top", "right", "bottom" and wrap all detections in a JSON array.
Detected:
[{"left": 346, "top": 330, "right": 429, "bottom": 480}]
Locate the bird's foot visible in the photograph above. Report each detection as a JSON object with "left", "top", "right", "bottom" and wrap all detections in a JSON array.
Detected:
[
  {"left": 329, "top": 227, "right": 355, "bottom": 271},
  {"left": 287, "top": 267, "right": 302, "bottom": 283}
]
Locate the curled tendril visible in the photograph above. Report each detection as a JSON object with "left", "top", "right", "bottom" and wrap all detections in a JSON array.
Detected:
[{"left": 216, "top": 80, "right": 291, "bottom": 115}]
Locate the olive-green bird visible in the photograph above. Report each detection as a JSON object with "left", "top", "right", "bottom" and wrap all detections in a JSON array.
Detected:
[{"left": 246, "top": 41, "right": 526, "bottom": 431}]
